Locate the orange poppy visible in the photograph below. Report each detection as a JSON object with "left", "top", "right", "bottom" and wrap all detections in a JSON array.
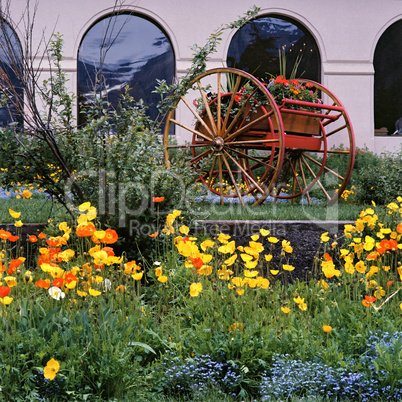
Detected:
[
  {"left": 0, "top": 229, "right": 11, "bottom": 240},
  {"left": 324, "top": 253, "right": 333, "bottom": 261},
  {"left": 102, "top": 229, "right": 118, "bottom": 244},
  {"left": 190, "top": 257, "right": 204, "bottom": 270},
  {"left": 0, "top": 286, "right": 11, "bottom": 297},
  {"left": 64, "top": 272, "right": 78, "bottom": 284},
  {"left": 46, "top": 238, "right": 60, "bottom": 247},
  {"left": 38, "top": 232, "right": 47, "bottom": 239},
  {"left": 8, "top": 235, "right": 20, "bottom": 242},
  {"left": 153, "top": 197, "right": 165, "bottom": 203},
  {"left": 7, "top": 259, "right": 23, "bottom": 275},
  {"left": 367, "top": 251, "right": 380, "bottom": 260},
  {"left": 35, "top": 279, "right": 51, "bottom": 289},
  {"left": 76, "top": 222, "right": 96, "bottom": 237},
  {"left": 102, "top": 246, "right": 115, "bottom": 257},
  {"left": 149, "top": 232, "right": 159, "bottom": 238},
  {"left": 387, "top": 281, "right": 394, "bottom": 289},
  {"left": 377, "top": 239, "right": 398, "bottom": 254},
  {"left": 29, "top": 235, "right": 38, "bottom": 243},
  {"left": 364, "top": 295, "right": 377, "bottom": 303},
  {"left": 397, "top": 223, "right": 402, "bottom": 234},
  {"left": 52, "top": 278, "right": 64, "bottom": 288}
]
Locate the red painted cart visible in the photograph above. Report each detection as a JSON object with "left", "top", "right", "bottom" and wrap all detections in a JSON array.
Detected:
[{"left": 163, "top": 67, "right": 355, "bottom": 206}]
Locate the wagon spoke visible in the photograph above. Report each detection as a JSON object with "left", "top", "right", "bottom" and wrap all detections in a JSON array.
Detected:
[
  {"left": 218, "top": 155, "right": 224, "bottom": 205},
  {"left": 224, "top": 86, "right": 259, "bottom": 137},
  {"left": 197, "top": 81, "right": 218, "bottom": 137},
  {"left": 221, "top": 154, "right": 245, "bottom": 206},
  {"left": 223, "top": 149, "right": 265, "bottom": 194},
  {"left": 206, "top": 156, "right": 218, "bottom": 187},
  {"left": 190, "top": 148, "right": 212, "bottom": 165},
  {"left": 180, "top": 96, "right": 215, "bottom": 138},
  {"left": 226, "top": 147, "right": 277, "bottom": 170},
  {"left": 217, "top": 73, "right": 221, "bottom": 134},
  {"left": 225, "top": 138, "right": 278, "bottom": 146},
  {"left": 298, "top": 158, "right": 312, "bottom": 205},
  {"left": 170, "top": 118, "right": 213, "bottom": 142},
  {"left": 225, "top": 109, "right": 275, "bottom": 143},
  {"left": 301, "top": 156, "right": 331, "bottom": 201},
  {"left": 303, "top": 154, "right": 344, "bottom": 180},
  {"left": 325, "top": 123, "right": 347, "bottom": 137},
  {"left": 289, "top": 159, "right": 303, "bottom": 195},
  {"left": 222, "top": 75, "right": 242, "bottom": 133},
  {"left": 165, "top": 142, "right": 211, "bottom": 149}
]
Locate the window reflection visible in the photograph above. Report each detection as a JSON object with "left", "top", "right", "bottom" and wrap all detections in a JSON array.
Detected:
[
  {"left": 78, "top": 13, "right": 174, "bottom": 127},
  {"left": 227, "top": 16, "right": 320, "bottom": 83},
  {"left": 374, "top": 20, "right": 402, "bottom": 136},
  {"left": 0, "top": 21, "right": 23, "bottom": 127}
]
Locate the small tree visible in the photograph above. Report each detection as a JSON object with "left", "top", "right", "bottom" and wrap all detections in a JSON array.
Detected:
[{"left": 0, "top": 0, "right": 260, "bottom": 238}]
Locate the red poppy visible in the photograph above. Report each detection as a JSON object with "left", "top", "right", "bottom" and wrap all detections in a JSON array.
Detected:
[
  {"left": 52, "top": 278, "right": 64, "bottom": 288},
  {"left": 153, "top": 197, "right": 165, "bottom": 203},
  {"left": 102, "top": 229, "right": 118, "bottom": 244},
  {"left": 0, "top": 286, "right": 11, "bottom": 297},
  {"left": 38, "top": 232, "right": 47, "bottom": 239},
  {"left": 8, "top": 235, "right": 20, "bottom": 242},
  {"left": 29, "top": 235, "right": 38, "bottom": 243},
  {"left": 149, "top": 232, "right": 159, "bottom": 238},
  {"left": 35, "top": 279, "right": 51, "bottom": 289}
]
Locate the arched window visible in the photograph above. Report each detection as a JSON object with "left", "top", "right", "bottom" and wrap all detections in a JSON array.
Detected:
[
  {"left": 0, "top": 20, "right": 23, "bottom": 127},
  {"left": 374, "top": 20, "right": 402, "bottom": 136},
  {"left": 77, "top": 13, "right": 175, "bottom": 126},
  {"left": 227, "top": 15, "right": 320, "bottom": 83}
]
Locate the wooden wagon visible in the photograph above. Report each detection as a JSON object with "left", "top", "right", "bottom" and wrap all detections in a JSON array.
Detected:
[{"left": 163, "top": 68, "right": 355, "bottom": 206}]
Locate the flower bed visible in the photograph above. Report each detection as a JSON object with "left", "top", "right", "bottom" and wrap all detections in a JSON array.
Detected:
[{"left": 0, "top": 198, "right": 401, "bottom": 400}]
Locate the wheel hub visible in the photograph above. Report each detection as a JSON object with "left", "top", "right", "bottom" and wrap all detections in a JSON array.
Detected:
[{"left": 211, "top": 136, "right": 224, "bottom": 153}]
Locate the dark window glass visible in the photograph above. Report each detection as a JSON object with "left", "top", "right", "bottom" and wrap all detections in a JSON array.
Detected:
[
  {"left": 374, "top": 20, "right": 402, "bottom": 135},
  {"left": 0, "top": 21, "right": 23, "bottom": 127},
  {"left": 227, "top": 15, "right": 320, "bottom": 83},
  {"left": 78, "top": 13, "right": 174, "bottom": 126}
]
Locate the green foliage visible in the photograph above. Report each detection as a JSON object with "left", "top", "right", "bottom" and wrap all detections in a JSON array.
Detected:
[{"left": 352, "top": 147, "right": 402, "bottom": 205}]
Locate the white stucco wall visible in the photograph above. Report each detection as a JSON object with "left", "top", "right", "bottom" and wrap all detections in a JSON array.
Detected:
[{"left": 5, "top": 0, "right": 402, "bottom": 153}]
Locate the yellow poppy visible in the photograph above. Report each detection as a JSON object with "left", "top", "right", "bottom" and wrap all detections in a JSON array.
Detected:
[
  {"left": 8, "top": 209, "right": 21, "bottom": 219},
  {"left": 189, "top": 282, "right": 202, "bottom": 297}
]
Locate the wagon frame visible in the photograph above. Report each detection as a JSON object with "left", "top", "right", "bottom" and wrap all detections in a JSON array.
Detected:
[{"left": 163, "top": 67, "right": 355, "bottom": 206}]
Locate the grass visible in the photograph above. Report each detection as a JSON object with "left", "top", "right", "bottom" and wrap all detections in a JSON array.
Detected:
[
  {"left": 0, "top": 195, "right": 69, "bottom": 224},
  {"left": 197, "top": 201, "right": 366, "bottom": 221},
  {"left": 0, "top": 194, "right": 365, "bottom": 224}
]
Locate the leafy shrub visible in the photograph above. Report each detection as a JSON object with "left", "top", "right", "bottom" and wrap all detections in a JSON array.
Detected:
[{"left": 351, "top": 147, "right": 402, "bottom": 205}]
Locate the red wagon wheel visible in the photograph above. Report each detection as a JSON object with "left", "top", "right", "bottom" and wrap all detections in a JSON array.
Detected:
[
  {"left": 163, "top": 67, "right": 285, "bottom": 206},
  {"left": 257, "top": 79, "right": 355, "bottom": 207}
]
